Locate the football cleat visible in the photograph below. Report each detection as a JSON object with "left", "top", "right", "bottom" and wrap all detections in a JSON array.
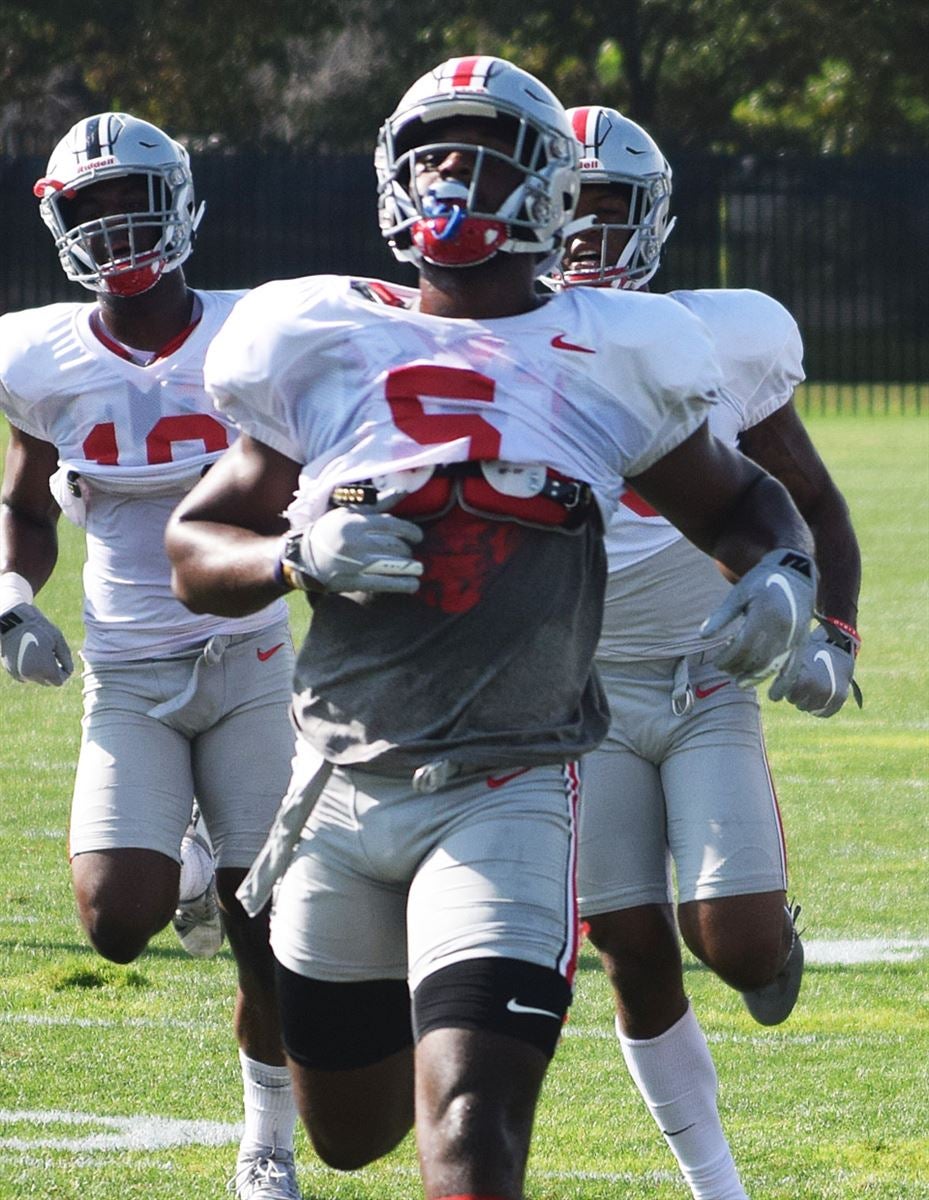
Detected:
[
  {"left": 173, "top": 821, "right": 224, "bottom": 958},
  {"left": 173, "top": 877, "right": 224, "bottom": 958},
  {"left": 741, "top": 902, "right": 804, "bottom": 1026},
  {"left": 229, "top": 1146, "right": 301, "bottom": 1200}
]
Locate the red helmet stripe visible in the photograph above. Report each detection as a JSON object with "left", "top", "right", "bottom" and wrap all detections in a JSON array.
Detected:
[
  {"left": 450, "top": 55, "right": 482, "bottom": 88},
  {"left": 571, "top": 107, "right": 593, "bottom": 148}
]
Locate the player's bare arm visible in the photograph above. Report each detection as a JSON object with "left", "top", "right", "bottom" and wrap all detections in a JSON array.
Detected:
[
  {"left": 168, "top": 434, "right": 424, "bottom": 614},
  {"left": 1, "top": 425, "right": 61, "bottom": 590},
  {"left": 1, "top": 425, "right": 73, "bottom": 685},
  {"left": 166, "top": 434, "right": 300, "bottom": 617},
  {"left": 626, "top": 418, "right": 814, "bottom": 573},
  {"left": 737, "top": 400, "right": 861, "bottom": 624},
  {"left": 738, "top": 400, "right": 862, "bottom": 713}
]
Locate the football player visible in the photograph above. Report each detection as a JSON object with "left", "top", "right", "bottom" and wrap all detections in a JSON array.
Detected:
[
  {"left": 0, "top": 114, "right": 302, "bottom": 1199},
  {"left": 166, "top": 57, "right": 819, "bottom": 1198},
  {"left": 557, "top": 105, "right": 862, "bottom": 1199}
]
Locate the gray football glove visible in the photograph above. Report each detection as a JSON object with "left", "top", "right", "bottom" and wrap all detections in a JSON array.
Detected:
[
  {"left": 768, "top": 621, "right": 862, "bottom": 717},
  {"left": 292, "top": 507, "right": 424, "bottom": 594},
  {"left": 700, "top": 548, "right": 817, "bottom": 690},
  {"left": 0, "top": 603, "right": 74, "bottom": 686}
]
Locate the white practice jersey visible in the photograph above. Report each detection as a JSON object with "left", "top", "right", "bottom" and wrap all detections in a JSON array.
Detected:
[
  {"left": 0, "top": 292, "right": 288, "bottom": 662},
  {"left": 205, "top": 274, "right": 723, "bottom": 770},
  {"left": 597, "top": 287, "right": 805, "bottom": 663},
  {"left": 208, "top": 275, "right": 722, "bottom": 523}
]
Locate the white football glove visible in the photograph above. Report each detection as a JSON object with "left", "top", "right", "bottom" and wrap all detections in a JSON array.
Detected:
[
  {"left": 700, "top": 548, "right": 817, "bottom": 691},
  {"left": 290, "top": 507, "right": 424, "bottom": 595},
  {"left": 0, "top": 603, "right": 74, "bottom": 686},
  {"left": 768, "top": 621, "right": 862, "bottom": 717}
]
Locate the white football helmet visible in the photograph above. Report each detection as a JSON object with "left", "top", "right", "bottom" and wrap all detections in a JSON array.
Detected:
[
  {"left": 34, "top": 113, "right": 205, "bottom": 297},
  {"left": 561, "top": 105, "right": 674, "bottom": 289},
  {"left": 376, "top": 56, "right": 579, "bottom": 273}
]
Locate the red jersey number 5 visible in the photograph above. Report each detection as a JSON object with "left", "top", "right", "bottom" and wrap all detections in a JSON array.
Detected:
[{"left": 385, "top": 364, "right": 501, "bottom": 458}]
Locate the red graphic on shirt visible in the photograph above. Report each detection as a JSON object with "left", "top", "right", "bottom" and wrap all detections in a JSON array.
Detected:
[
  {"left": 619, "top": 486, "right": 661, "bottom": 518},
  {"left": 419, "top": 507, "right": 519, "bottom": 614}
]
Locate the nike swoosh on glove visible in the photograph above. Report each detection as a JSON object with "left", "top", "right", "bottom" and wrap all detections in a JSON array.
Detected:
[
  {"left": 768, "top": 623, "right": 862, "bottom": 717},
  {"left": 297, "top": 507, "right": 424, "bottom": 594},
  {"left": 0, "top": 603, "right": 74, "bottom": 686},
  {"left": 700, "top": 548, "right": 817, "bottom": 691}
]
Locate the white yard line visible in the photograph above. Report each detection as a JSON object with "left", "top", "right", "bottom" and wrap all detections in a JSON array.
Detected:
[
  {"left": 0, "top": 1109, "right": 242, "bottom": 1150},
  {"left": 804, "top": 936, "right": 929, "bottom": 963},
  {"left": 1, "top": 935, "right": 926, "bottom": 1039},
  {"left": 0, "top": 1110, "right": 664, "bottom": 1182},
  {"left": 1, "top": 935, "right": 925, "bottom": 1164},
  {"left": 0, "top": 1012, "right": 201, "bottom": 1029}
]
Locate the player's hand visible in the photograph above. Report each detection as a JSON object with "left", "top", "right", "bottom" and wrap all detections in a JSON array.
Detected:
[
  {"left": 768, "top": 623, "right": 861, "bottom": 717},
  {"left": 700, "top": 548, "right": 817, "bottom": 690},
  {"left": 295, "top": 507, "right": 424, "bottom": 594},
  {"left": 0, "top": 603, "right": 74, "bottom": 686}
]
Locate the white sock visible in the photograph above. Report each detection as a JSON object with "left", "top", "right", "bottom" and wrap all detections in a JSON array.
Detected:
[
  {"left": 239, "top": 1049, "right": 298, "bottom": 1156},
  {"left": 617, "top": 1005, "right": 748, "bottom": 1200}
]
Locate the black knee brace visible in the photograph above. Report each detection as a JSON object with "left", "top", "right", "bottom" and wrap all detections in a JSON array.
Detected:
[
  {"left": 413, "top": 957, "right": 572, "bottom": 1059},
  {"left": 275, "top": 961, "right": 413, "bottom": 1069}
]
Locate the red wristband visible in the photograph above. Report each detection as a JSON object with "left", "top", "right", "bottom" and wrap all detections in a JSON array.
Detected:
[{"left": 819, "top": 614, "right": 861, "bottom": 655}]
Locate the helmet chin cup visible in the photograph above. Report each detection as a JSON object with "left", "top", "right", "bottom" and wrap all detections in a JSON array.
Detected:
[
  {"left": 412, "top": 215, "right": 509, "bottom": 267},
  {"left": 98, "top": 255, "right": 165, "bottom": 297},
  {"left": 562, "top": 263, "right": 629, "bottom": 289}
]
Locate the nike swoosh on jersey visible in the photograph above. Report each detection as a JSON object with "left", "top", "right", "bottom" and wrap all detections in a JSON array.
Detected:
[
  {"left": 486, "top": 767, "right": 531, "bottom": 789},
  {"left": 256, "top": 642, "right": 285, "bottom": 662},
  {"left": 550, "top": 333, "right": 596, "bottom": 354},
  {"left": 16, "top": 632, "right": 39, "bottom": 676},
  {"left": 694, "top": 681, "right": 730, "bottom": 699},
  {"left": 506, "top": 997, "right": 560, "bottom": 1019}
]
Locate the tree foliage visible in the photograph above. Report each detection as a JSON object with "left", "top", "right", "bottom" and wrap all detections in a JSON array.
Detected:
[
  {"left": 1, "top": 0, "right": 925, "bottom": 155},
  {"left": 0, "top": 0, "right": 341, "bottom": 151}
]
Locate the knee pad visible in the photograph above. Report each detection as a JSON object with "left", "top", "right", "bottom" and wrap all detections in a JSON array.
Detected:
[
  {"left": 275, "top": 961, "right": 413, "bottom": 1069},
  {"left": 413, "top": 957, "right": 572, "bottom": 1060}
]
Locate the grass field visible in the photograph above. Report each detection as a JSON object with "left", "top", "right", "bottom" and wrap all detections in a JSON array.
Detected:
[{"left": 1, "top": 412, "right": 927, "bottom": 1199}]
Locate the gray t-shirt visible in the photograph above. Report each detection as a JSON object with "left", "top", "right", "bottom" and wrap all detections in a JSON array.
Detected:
[
  {"left": 292, "top": 504, "right": 608, "bottom": 771},
  {"left": 204, "top": 274, "right": 723, "bottom": 772}
]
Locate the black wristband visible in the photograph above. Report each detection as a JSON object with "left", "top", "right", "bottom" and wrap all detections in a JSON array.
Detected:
[{"left": 278, "top": 531, "right": 315, "bottom": 592}]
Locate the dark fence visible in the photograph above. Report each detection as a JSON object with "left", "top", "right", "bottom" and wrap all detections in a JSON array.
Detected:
[
  {"left": 2, "top": 151, "right": 926, "bottom": 414},
  {"left": 660, "top": 153, "right": 928, "bottom": 415}
]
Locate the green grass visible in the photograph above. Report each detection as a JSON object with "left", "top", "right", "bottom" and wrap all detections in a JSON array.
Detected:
[
  {"left": 794, "top": 381, "right": 926, "bottom": 417},
  {"left": 1, "top": 412, "right": 927, "bottom": 1198}
]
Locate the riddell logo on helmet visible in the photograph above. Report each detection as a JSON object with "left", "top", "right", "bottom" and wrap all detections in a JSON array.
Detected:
[{"left": 77, "top": 158, "right": 116, "bottom": 172}]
